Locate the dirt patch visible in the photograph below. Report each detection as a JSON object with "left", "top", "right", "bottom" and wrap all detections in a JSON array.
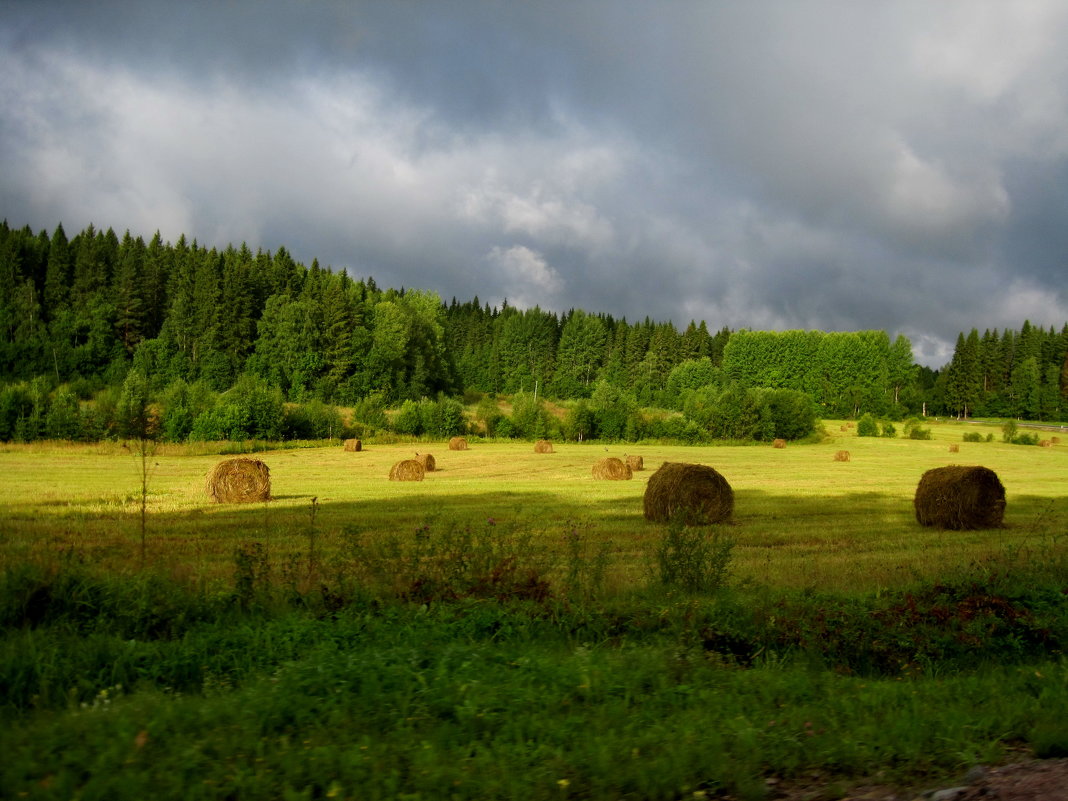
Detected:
[{"left": 762, "top": 758, "right": 1068, "bottom": 801}]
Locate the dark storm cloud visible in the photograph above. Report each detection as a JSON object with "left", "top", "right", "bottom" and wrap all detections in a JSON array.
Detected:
[{"left": 2, "top": 0, "right": 1066, "bottom": 367}]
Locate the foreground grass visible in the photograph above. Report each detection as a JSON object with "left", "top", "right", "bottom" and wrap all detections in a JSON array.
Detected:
[
  {"left": 1, "top": 423, "right": 1066, "bottom": 799},
  {"left": 2, "top": 568, "right": 1067, "bottom": 801}
]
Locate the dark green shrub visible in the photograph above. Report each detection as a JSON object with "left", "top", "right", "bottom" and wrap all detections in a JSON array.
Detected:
[
  {"left": 962, "top": 431, "right": 983, "bottom": 443},
  {"left": 857, "top": 413, "right": 879, "bottom": 437}
]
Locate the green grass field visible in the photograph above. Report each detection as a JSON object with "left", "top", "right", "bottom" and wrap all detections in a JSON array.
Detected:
[
  {"left": 2, "top": 418, "right": 1064, "bottom": 591},
  {"left": 2, "top": 421, "right": 1067, "bottom": 800}
]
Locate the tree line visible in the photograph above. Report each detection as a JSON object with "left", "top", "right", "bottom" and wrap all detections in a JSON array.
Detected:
[
  {"left": 937, "top": 324, "right": 1068, "bottom": 420},
  {"left": 0, "top": 220, "right": 1064, "bottom": 443}
]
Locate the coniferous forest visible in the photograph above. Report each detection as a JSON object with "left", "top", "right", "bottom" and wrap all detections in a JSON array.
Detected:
[{"left": 1, "top": 220, "right": 1066, "bottom": 443}]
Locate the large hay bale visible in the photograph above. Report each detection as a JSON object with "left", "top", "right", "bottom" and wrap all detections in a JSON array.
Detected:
[
  {"left": 643, "top": 462, "right": 733, "bottom": 525},
  {"left": 1040, "top": 440, "right": 1052, "bottom": 448},
  {"left": 206, "top": 458, "right": 271, "bottom": 504},
  {"left": 626, "top": 454, "right": 644, "bottom": 471},
  {"left": 592, "top": 457, "right": 632, "bottom": 480},
  {"left": 534, "top": 440, "right": 554, "bottom": 454},
  {"left": 448, "top": 437, "right": 468, "bottom": 451},
  {"left": 948, "top": 443, "right": 960, "bottom": 453},
  {"left": 415, "top": 452, "right": 436, "bottom": 472},
  {"left": 389, "top": 459, "right": 425, "bottom": 481},
  {"left": 913, "top": 465, "right": 1005, "bottom": 530},
  {"left": 833, "top": 450, "right": 851, "bottom": 462},
  {"left": 343, "top": 438, "right": 362, "bottom": 452},
  {"left": 772, "top": 438, "right": 786, "bottom": 449}
]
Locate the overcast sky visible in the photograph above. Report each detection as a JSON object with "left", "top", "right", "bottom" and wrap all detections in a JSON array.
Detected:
[{"left": 2, "top": 1, "right": 1067, "bottom": 366}]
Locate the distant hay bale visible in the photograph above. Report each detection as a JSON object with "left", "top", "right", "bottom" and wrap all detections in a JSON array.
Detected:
[
  {"left": 389, "top": 459, "right": 425, "bottom": 481},
  {"left": 840, "top": 424, "right": 850, "bottom": 431},
  {"left": 593, "top": 457, "right": 633, "bottom": 480},
  {"left": 948, "top": 443, "right": 960, "bottom": 453},
  {"left": 534, "top": 440, "right": 554, "bottom": 454},
  {"left": 415, "top": 452, "right": 436, "bottom": 471},
  {"left": 913, "top": 465, "right": 1006, "bottom": 530},
  {"left": 1039, "top": 440, "right": 1052, "bottom": 448},
  {"left": 772, "top": 439, "right": 786, "bottom": 449},
  {"left": 448, "top": 437, "right": 468, "bottom": 451},
  {"left": 626, "top": 454, "right": 644, "bottom": 471},
  {"left": 343, "top": 438, "right": 362, "bottom": 452},
  {"left": 206, "top": 458, "right": 271, "bottom": 504},
  {"left": 833, "top": 450, "right": 851, "bottom": 462},
  {"left": 643, "top": 462, "right": 733, "bottom": 525},
  {"left": 1052, "top": 436, "right": 1061, "bottom": 444}
]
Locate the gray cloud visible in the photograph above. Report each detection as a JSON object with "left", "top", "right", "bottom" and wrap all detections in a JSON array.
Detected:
[{"left": 2, "top": 0, "right": 1067, "bottom": 367}]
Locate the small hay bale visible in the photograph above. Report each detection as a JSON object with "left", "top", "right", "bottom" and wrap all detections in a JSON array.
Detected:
[
  {"left": 206, "top": 458, "right": 271, "bottom": 504},
  {"left": 833, "top": 450, "right": 851, "bottom": 462},
  {"left": 1040, "top": 440, "right": 1052, "bottom": 448},
  {"left": 840, "top": 424, "right": 850, "bottom": 431},
  {"left": 626, "top": 454, "right": 644, "bottom": 471},
  {"left": 772, "top": 438, "right": 786, "bottom": 449},
  {"left": 643, "top": 462, "right": 733, "bottom": 525},
  {"left": 415, "top": 452, "right": 436, "bottom": 472},
  {"left": 948, "top": 443, "right": 960, "bottom": 453},
  {"left": 1052, "top": 436, "right": 1061, "bottom": 444},
  {"left": 534, "top": 440, "right": 554, "bottom": 454},
  {"left": 448, "top": 436, "right": 469, "bottom": 451},
  {"left": 343, "top": 438, "right": 362, "bottom": 452},
  {"left": 913, "top": 465, "right": 1005, "bottom": 530},
  {"left": 389, "top": 459, "right": 425, "bottom": 481},
  {"left": 592, "top": 457, "right": 633, "bottom": 480}
]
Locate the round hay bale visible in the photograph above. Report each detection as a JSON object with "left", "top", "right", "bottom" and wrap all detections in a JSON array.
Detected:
[
  {"left": 415, "top": 452, "right": 436, "bottom": 472},
  {"left": 1039, "top": 440, "right": 1052, "bottom": 448},
  {"left": 1052, "top": 436, "right": 1061, "bottom": 444},
  {"left": 948, "top": 443, "right": 960, "bottom": 453},
  {"left": 389, "top": 459, "right": 425, "bottom": 481},
  {"left": 592, "top": 457, "right": 633, "bottom": 480},
  {"left": 626, "top": 454, "right": 644, "bottom": 471},
  {"left": 448, "top": 437, "right": 469, "bottom": 451},
  {"left": 206, "top": 458, "right": 271, "bottom": 504},
  {"left": 343, "top": 438, "right": 362, "bottom": 452},
  {"left": 643, "top": 462, "right": 733, "bottom": 525},
  {"left": 833, "top": 450, "right": 851, "bottom": 462},
  {"left": 913, "top": 465, "right": 1006, "bottom": 530},
  {"left": 772, "top": 438, "right": 786, "bottom": 449},
  {"left": 534, "top": 440, "right": 554, "bottom": 454},
  {"left": 840, "top": 424, "right": 850, "bottom": 431}
]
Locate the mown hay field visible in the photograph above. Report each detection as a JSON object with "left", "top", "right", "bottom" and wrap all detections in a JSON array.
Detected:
[{"left": 1, "top": 418, "right": 1065, "bottom": 592}]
